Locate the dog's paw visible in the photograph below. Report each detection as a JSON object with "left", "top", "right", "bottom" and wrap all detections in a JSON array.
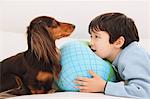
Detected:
[{"left": 6, "top": 87, "right": 30, "bottom": 95}]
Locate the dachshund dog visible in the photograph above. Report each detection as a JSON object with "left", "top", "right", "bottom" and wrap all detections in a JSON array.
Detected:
[{"left": 0, "top": 16, "right": 75, "bottom": 95}]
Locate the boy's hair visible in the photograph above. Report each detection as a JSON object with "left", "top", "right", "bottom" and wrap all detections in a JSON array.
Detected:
[{"left": 88, "top": 12, "right": 139, "bottom": 49}]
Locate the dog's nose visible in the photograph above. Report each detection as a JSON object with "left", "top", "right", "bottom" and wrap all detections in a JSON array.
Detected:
[{"left": 73, "top": 25, "right": 75, "bottom": 29}]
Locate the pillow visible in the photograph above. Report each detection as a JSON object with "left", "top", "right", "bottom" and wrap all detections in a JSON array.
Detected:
[{"left": 56, "top": 39, "right": 116, "bottom": 91}]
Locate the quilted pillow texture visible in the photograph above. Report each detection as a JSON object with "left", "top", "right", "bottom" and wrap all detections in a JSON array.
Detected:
[{"left": 56, "top": 40, "right": 116, "bottom": 91}]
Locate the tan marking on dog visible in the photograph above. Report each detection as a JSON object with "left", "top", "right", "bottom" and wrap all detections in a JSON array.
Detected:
[
  {"left": 48, "top": 22, "right": 75, "bottom": 39},
  {"left": 36, "top": 71, "right": 52, "bottom": 82}
]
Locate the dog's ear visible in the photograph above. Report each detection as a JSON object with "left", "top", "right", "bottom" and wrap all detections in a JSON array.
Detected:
[
  {"left": 30, "top": 22, "right": 61, "bottom": 77},
  {"left": 30, "top": 22, "right": 54, "bottom": 60}
]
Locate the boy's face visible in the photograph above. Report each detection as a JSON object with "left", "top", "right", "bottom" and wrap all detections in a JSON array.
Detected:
[{"left": 90, "top": 30, "right": 117, "bottom": 61}]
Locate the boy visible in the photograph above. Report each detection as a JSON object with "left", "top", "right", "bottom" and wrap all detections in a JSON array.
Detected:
[{"left": 75, "top": 12, "right": 150, "bottom": 99}]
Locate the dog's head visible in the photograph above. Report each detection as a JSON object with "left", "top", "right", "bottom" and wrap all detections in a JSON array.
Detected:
[
  {"left": 27, "top": 16, "right": 75, "bottom": 40},
  {"left": 47, "top": 18, "right": 75, "bottom": 39}
]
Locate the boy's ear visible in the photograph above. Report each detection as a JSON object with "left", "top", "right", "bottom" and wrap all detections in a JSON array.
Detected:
[{"left": 114, "top": 36, "right": 125, "bottom": 48}]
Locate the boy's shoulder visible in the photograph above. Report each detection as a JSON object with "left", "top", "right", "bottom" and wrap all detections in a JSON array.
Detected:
[
  {"left": 121, "top": 41, "right": 145, "bottom": 55},
  {"left": 117, "top": 41, "right": 149, "bottom": 64},
  {"left": 113, "top": 41, "right": 150, "bottom": 73}
]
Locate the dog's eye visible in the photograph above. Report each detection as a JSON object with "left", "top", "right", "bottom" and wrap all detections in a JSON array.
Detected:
[{"left": 51, "top": 20, "right": 59, "bottom": 28}]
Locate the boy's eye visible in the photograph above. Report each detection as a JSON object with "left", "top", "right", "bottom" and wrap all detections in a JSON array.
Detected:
[
  {"left": 95, "top": 35, "right": 100, "bottom": 38},
  {"left": 90, "top": 34, "right": 100, "bottom": 39}
]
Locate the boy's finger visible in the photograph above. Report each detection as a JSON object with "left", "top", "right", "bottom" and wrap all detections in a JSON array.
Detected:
[
  {"left": 76, "top": 77, "right": 90, "bottom": 82},
  {"left": 75, "top": 86, "right": 87, "bottom": 90},
  {"left": 74, "top": 80, "right": 87, "bottom": 86},
  {"left": 89, "top": 70, "right": 98, "bottom": 77},
  {"left": 80, "top": 89, "right": 89, "bottom": 93}
]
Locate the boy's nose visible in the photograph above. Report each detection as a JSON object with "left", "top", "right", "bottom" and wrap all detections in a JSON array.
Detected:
[{"left": 89, "top": 40, "right": 94, "bottom": 46}]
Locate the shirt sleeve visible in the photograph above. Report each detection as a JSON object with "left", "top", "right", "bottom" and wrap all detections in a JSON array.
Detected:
[{"left": 105, "top": 81, "right": 148, "bottom": 98}]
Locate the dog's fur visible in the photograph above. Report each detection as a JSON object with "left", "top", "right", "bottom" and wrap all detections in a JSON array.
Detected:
[{"left": 0, "top": 16, "right": 75, "bottom": 95}]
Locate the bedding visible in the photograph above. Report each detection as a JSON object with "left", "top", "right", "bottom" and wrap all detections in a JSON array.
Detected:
[{"left": 7, "top": 92, "right": 129, "bottom": 99}]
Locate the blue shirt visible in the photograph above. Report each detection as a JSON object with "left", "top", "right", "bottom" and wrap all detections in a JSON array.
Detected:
[{"left": 105, "top": 41, "right": 150, "bottom": 99}]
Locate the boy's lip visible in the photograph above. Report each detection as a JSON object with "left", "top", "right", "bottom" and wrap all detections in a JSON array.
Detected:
[
  {"left": 91, "top": 48, "right": 96, "bottom": 52},
  {"left": 89, "top": 45, "right": 96, "bottom": 52}
]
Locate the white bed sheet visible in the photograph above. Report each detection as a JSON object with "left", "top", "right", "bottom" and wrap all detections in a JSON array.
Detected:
[{"left": 8, "top": 92, "right": 130, "bottom": 99}]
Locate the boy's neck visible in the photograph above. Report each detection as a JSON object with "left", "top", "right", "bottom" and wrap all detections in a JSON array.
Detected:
[{"left": 107, "top": 48, "right": 122, "bottom": 63}]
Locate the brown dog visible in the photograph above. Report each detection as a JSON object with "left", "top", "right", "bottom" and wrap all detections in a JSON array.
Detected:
[{"left": 0, "top": 16, "right": 75, "bottom": 95}]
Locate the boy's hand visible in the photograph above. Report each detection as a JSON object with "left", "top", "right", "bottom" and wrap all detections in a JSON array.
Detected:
[{"left": 75, "top": 70, "right": 106, "bottom": 93}]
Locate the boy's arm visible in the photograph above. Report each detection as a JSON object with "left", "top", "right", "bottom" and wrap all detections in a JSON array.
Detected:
[
  {"left": 105, "top": 47, "right": 150, "bottom": 98},
  {"left": 104, "top": 81, "right": 147, "bottom": 98}
]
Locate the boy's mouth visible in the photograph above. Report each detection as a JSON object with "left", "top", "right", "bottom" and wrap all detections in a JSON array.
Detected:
[
  {"left": 89, "top": 45, "right": 96, "bottom": 52},
  {"left": 91, "top": 49, "right": 96, "bottom": 52}
]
